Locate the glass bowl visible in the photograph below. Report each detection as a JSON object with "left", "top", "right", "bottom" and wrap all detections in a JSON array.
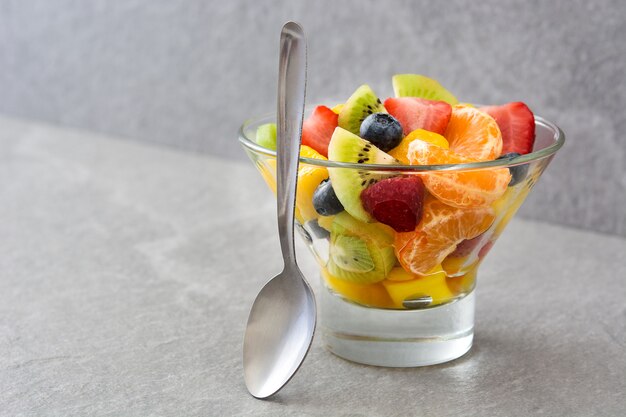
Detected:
[{"left": 238, "top": 109, "right": 564, "bottom": 367}]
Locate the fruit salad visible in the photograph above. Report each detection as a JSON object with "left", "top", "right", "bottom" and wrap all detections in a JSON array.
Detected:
[{"left": 253, "top": 74, "right": 538, "bottom": 310}]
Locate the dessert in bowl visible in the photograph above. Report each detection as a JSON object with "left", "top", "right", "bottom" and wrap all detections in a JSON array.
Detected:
[{"left": 239, "top": 74, "right": 564, "bottom": 366}]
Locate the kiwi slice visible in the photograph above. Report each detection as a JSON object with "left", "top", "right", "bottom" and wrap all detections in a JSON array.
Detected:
[
  {"left": 332, "top": 213, "right": 395, "bottom": 246},
  {"left": 331, "top": 235, "right": 375, "bottom": 273},
  {"left": 256, "top": 123, "right": 277, "bottom": 150},
  {"left": 327, "top": 128, "right": 399, "bottom": 222},
  {"left": 338, "top": 84, "right": 387, "bottom": 135},
  {"left": 327, "top": 212, "right": 396, "bottom": 284},
  {"left": 392, "top": 74, "right": 459, "bottom": 105}
]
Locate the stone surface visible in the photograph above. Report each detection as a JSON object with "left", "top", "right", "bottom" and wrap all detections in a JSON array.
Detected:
[
  {"left": 0, "top": 0, "right": 625, "bottom": 236},
  {"left": 0, "top": 116, "right": 625, "bottom": 416}
]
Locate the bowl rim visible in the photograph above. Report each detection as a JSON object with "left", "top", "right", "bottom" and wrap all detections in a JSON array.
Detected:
[{"left": 238, "top": 109, "right": 565, "bottom": 172}]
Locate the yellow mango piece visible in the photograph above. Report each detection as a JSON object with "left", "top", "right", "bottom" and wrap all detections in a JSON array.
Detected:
[
  {"left": 256, "top": 146, "right": 328, "bottom": 223},
  {"left": 491, "top": 184, "right": 530, "bottom": 236},
  {"left": 386, "top": 264, "right": 444, "bottom": 282},
  {"left": 296, "top": 146, "right": 328, "bottom": 222},
  {"left": 299, "top": 144, "right": 324, "bottom": 159},
  {"left": 447, "top": 266, "right": 477, "bottom": 295},
  {"left": 331, "top": 103, "right": 344, "bottom": 114},
  {"left": 258, "top": 159, "right": 303, "bottom": 223},
  {"left": 389, "top": 129, "right": 449, "bottom": 164},
  {"left": 257, "top": 158, "right": 277, "bottom": 194},
  {"left": 317, "top": 215, "right": 335, "bottom": 232},
  {"left": 322, "top": 268, "right": 394, "bottom": 308},
  {"left": 383, "top": 266, "right": 454, "bottom": 308},
  {"left": 442, "top": 255, "right": 479, "bottom": 277}
]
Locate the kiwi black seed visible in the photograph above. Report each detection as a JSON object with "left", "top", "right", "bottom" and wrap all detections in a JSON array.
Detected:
[
  {"left": 338, "top": 85, "right": 387, "bottom": 135},
  {"left": 326, "top": 212, "right": 396, "bottom": 284},
  {"left": 327, "top": 128, "right": 398, "bottom": 222}
]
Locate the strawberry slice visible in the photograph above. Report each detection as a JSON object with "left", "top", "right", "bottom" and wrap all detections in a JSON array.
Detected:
[
  {"left": 361, "top": 176, "right": 425, "bottom": 232},
  {"left": 480, "top": 102, "right": 535, "bottom": 155},
  {"left": 384, "top": 97, "right": 452, "bottom": 135},
  {"left": 301, "top": 105, "right": 338, "bottom": 157}
]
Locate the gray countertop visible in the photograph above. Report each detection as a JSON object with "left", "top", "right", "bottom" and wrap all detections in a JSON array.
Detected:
[{"left": 1, "top": 115, "right": 624, "bottom": 417}]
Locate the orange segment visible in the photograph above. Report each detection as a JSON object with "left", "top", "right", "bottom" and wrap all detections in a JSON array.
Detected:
[
  {"left": 408, "top": 141, "right": 511, "bottom": 207},
  {"left": 389, "top": 129, "right": 449, "bottom": 164},
  {"left": 395, "top": 197, "right": 495, "bottom": 274},
  {"left": 444, "top": 104, "right": 502, "bottom": 160}
]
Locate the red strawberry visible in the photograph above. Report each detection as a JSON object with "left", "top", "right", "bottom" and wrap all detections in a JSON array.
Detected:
[
  {"left": 480, "top": 102, "right": 535, "bottom": 155},
  {"left": 301, "top": 105, "right": 338, "bottom": 157},
  {"left": 384, "top": 97, "right": 452, "bottom": 135},
  {"left": 360, "top": 176, "right": 425, "bottom": 232}
]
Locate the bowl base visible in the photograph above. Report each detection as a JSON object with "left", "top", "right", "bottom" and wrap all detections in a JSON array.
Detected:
[{"left": 320, "top": 285, "right": 475, "bottom": 367}]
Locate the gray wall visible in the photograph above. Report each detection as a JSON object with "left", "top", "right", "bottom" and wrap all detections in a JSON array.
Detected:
[{"left": 1, "top": 0, "right": 625, "bottom": 236}]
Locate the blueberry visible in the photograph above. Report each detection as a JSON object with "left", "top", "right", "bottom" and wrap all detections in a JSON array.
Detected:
[
  {"left": 498, "top": 152, "right": 529, "bottom": 186},
  {"left": 359, "top": 113, "right": 403, "bottom": 151},
  {"left": 313, "top": 179, "right": 344, "bottom": 216}
]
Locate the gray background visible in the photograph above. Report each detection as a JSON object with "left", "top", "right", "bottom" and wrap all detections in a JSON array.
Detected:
[{"left": 1, "top": 0, "right": 625, "bottom": 236}]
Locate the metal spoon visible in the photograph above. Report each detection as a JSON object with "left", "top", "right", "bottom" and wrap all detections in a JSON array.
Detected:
[{"left": 243, "top": 22, "right": 315, "bottom": 399}]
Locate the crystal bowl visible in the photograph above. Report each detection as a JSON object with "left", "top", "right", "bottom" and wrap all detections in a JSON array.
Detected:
[{"left": 239, "top": 109, "right": 564, "bottom": 367}]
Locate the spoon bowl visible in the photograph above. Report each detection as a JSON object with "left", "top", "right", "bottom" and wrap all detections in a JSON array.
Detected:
[{"left": 243, "top": 266, "right": 315, "bottom": 398}]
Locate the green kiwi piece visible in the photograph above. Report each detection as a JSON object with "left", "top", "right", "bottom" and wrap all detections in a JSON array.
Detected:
[
  {"left": 327, "top": 127, "right": 399, "bottom": 222},
  {"left": 256, "top": 123, "right": 277, "bottom": 150},
  {"left": 330, "top": 235, "right": 375, "bottom": 273},
  {"left": 392, "top": 74, "right": 459, "bottom": 105},
  {"left": 338, "top": 84, "right": 387, "bottom": 135},
  {"left": 327, "top": 212, "right": 396, "bottom": 284},
  {"left": 332, "top": 213, "right": 395, "bottom": 246}
]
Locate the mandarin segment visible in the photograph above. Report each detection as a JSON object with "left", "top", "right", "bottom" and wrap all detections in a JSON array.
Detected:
[
  {"left": 445, "top": 104, "right": 503, "bottom": 160},
  {"left": 408, "top": 141, "right": 511, "bottom": 208},
  {"left": 395, "top": 197, "right": 495, "bottom": 275}
]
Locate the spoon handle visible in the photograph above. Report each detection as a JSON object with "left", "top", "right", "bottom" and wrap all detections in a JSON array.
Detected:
[{"left": 276, "top": 22, "right": 307, "bottom": 267}]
